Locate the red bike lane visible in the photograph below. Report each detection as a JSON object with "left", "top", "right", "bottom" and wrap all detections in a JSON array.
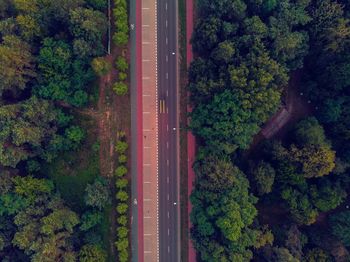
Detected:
[{"left": 186, "top": 0, "right": 196, "bottom": 261}]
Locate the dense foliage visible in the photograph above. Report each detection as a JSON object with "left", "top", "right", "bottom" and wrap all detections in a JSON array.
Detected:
[
  {"left": 0, "top": 0, "right": 110, "bottom": 260},
  {"left": 190, "top": 0, "right": 350, "bottom": 261}
]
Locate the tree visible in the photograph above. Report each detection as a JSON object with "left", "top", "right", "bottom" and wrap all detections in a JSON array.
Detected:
[
  {"left": 322, "top": 18, "right": 350, "bottom": 53},
  {"left": 190, "top": 90, "right": 260, "bottom": 153},
  {"left": 281, "top": 187, "right": 318, "bottom": 225},
  {"left": 192, "top": 17, "right": 222, "bottom": 55},
  {"left": 290, "top": 144, "right": 335, "bottom": 178},
  {"left": 0, "top": 96, "right": 59, "bottom": 167},
  {"left": 249, "top": 160, "right": 275, "bottom": 195},
  {"left": 69, "top": 7, "right": 107, "bottom": 57},
  {"left": 80, "top": 211, "right": 103, "bottom": 231},
  {"left": 330, "top": 211, "right": 350, "bottom": 246},
  {"left": 79, "top": 244, "right": 107, "bottom": 262},
  {"left": 91, "top": 57, "right": 111, "bottom": 76},
  {"left": 304, "top": 248, "right": 330, "bottom": 262},
  {"left": 84, "top": 178, "right": 110, "bottom": 210},
  {"left": 294, "top": 117, "right": 327, "bottom": 146},
  {"left": 0, "top": 176, "right": 80, "bottom": 261},
  {"left": 211, "top": 40, "right": 236, "bottom": 64},
  {"left": 65, "top": 125, "right": 85, "bottom": 148},
  {"left": 272, "top": 247, "right": 299, "bottom": 262},
  {"left": 16, "top": 14, "right": 40, "bottom": 41},
  {"left": 36, "top": 38, "right": 93, "bottom": 106},
  {"left": 0, "top": 35, "right": 35, "bottom": 95},
  {"left": 191, "top": 156, "right": 259, "bottom": 261}
]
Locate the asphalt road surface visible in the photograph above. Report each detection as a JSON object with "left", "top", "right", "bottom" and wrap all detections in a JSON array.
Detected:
[{"left": 157, "top": 0, "right": 180, "bottom": 261}]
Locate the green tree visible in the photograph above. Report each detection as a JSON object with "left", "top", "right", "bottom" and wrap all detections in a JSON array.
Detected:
[
  {"left": 0, "top": 96, "right": 59, "bottom": 167},
  {"left": 36, "top": 38, "right": 93, "bottom": 106},
  {"left": 84, "top": 178, "right": 110, "bottom": 210},
  {"left": 290, "top": 144, "right": 335, "bottom": 178},
  {"left": 69, "top": 7, "right": 107, "bottom": 57},
  {"left": 79, "top": 244, "right": 107, "bottom": 262},
  {"left": 80, "top": 211, "right": 103, "bottom": 231},
  {"left": 330, "top": 211, "right": 350, "bottom": 246},
  {"left": 294, "top": 117, "right": 327, "bottom": 146},
  {"left": 1, "top": 176, "right": 80, "bottom": 261},
  {"left": 191, "top": 90, "right": 260, "bottom": 153},
  {"left": 91, "top": 57, "right": 112, "bottom": 76},
  {"left": 0, "top": 35, "right": 35, "bottom": 95},
  {"left": 191, "top": 156, "right": 258, "bottom": 261},
  {"left": 249, "top": 161, "right": 275, "bottom": 195},
  {"left": 304, "top": 248, "right": 330, "bottom": 262}
]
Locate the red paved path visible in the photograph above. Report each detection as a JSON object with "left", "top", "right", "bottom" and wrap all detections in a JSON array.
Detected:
[
  {"left": 186, "top": 0, "right": 196, "bottom": 261},
  {"left": 136, "top": 0, "right": 144, "bottom": 260}
]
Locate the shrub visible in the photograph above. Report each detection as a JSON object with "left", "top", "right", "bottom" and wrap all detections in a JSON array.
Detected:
[
  {"left": 116, "top": 203, "right": 128, "bottom": 214},
  {"left": 115, "top": 141, "right": 128, "bottom": 153},
  {"left": 115, "top": 237, "right": 129, "bottom": 251},
  {"left": 116, "top": 56, "right": 128, "bottom": 72},
  {"left": 116, "top": 191, "right": 128, "bottom": 201},
  {"left": 118, "top": 72, "right": 127, "bottom": 81},
  {"left": 118, "top": 154, "right": 127, "bottom": 164},
  {"left": 119, "top": 249, "right": 128, "bottom": 262},
  {"left": 115, "top": 166, "right": 127, "bottom": 177},
  {"left": 113, "top": 82, "right": 128, "bottom": 96},
  {"left": 117, "top": 215, "right": 128, "bottom": 226},
  {"left": 117, "top": 226, "right": 128, "bottom": 238},
  {"left": 116, "top": 178, "right": 128, "bottom": 189}
]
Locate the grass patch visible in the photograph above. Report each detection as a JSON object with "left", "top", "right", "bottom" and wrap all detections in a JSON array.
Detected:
[{"left": 46, "top": 115, "right": 99, "bottom": 213}]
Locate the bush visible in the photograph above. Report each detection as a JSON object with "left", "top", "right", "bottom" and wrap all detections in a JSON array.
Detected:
[
  {"left": 113, "top": 82, "right": 128, "bottom": 96},
  {"left": 116, "top": 203, "right": 128, "bottom": 214},
  {"left": 119, "top": 249, "right": 128, "bottom": 262},
  {"left": 115, "top": 237, "right": 129, "bottom": 251},
  {"left": 117, "top": 215, "right": 128, "bottom": 226},
  {"left": 116, "top": 56, "right": 128, "bottom": 72},
  {"left": 118, "top": 154, "right": 127, "bottom": 164},
  {"left": 118, "top": 72, "right": 127, "bottom": 81},
  {"left": 91, "top": 57, "right": 111, "bottom": 76},
  {"left": 117, "top": 226, "right": 129, "bottom": 238},
  {"left": 116, "top": 190, "right": 128, "bottom": 201},
  {"left": 116, "top": 178, "right": 128, "bottom": 189},
  {"left": 115, "top": 141, "right": 128, "bottom": 153},
  {"left": 115, "top": 166, "right": 127, "bottom": 177}
]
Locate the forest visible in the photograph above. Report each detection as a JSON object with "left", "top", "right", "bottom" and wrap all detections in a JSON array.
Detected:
[
  {"left": 0, "top": 0, "right": 113, "bottom": 261},
  {"left": 189, "top": 0, "right": 350, "bottom": 261}
]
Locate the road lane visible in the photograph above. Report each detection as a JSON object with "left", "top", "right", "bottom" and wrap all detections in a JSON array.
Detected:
[{"left": 158, "top": 0, "right": 180, "bottom": 261}]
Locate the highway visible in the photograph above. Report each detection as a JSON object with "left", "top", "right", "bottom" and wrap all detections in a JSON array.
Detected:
[{"left": 157, "top": 0, "right": 180, "bottom": 261}]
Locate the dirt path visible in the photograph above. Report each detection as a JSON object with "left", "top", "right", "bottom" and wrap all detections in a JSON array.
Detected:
[{"left": 248, "top": 71, "right": 314, "bottom": 152}]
